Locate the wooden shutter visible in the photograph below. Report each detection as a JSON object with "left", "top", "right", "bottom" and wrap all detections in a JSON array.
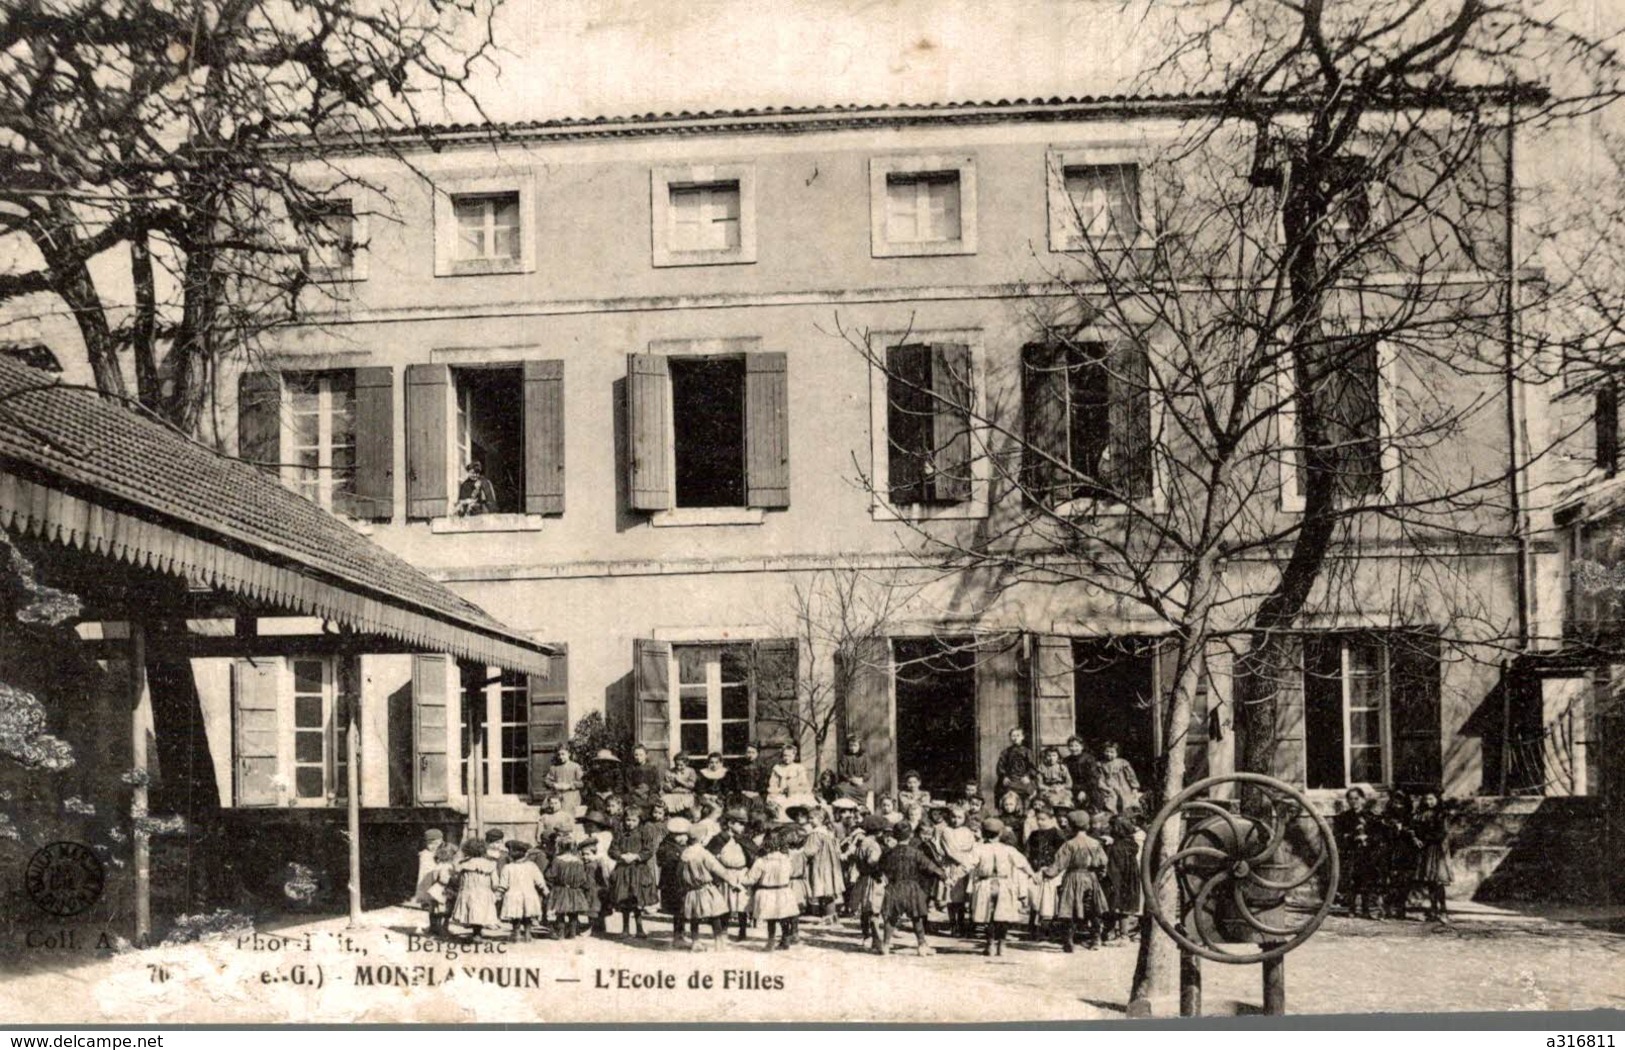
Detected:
[
  {"left": 352, "top": 367, "right": 394, "bottom": 521},
  {"left": 1324, "top": 336, "right": 1383, "bottom": 497},
  {"left": 528, "top": 645, "right": 569, "bottom": 801},
  {"left": 634, "top": 639, "right": 671, "bottom": 761},
  {"left": 976, "top": 637, "right": 1024, "bottom": 801},
  {"left": 1157, "top": 640, "right": 1209, "bottom": 784},
  {"left": 405, "top": 364, "right": 450, "bottom": 520},
  {"left": 237, "top": 372, "right": 280, "bottom": 476},
  {"left": 1389, "top": 630, "right": 1443, "bottom": 790},
  {"left": 627, "top": 355, "right": 672, "bottom": 511},
  {"left": 752, "top": 639, "right": 799, "bottom": 749},
  {"left": 1107, "top": 341, "right": 1153, "bottom": 501},
  {"left": 744, "top": 352, "right": 791, "bottom": 508},
  {"left": 413, "top": 654, "right": 450, "bottom": 804},
  {"left": 1022, "top": 344, "right": 1070, "bottom": 505},
  {"left": 838, "top": 638, "right": 893, "bottom": 798},
  {"left": 1598, "top": 381, "right": 1620, "bottom": 474},
  {"left": 930, "top": 343, "right": 973, "bottom": 502},
  {"left": 523, "top": 359, "right": 566, "bottom": 515},
  {"left": 233, "top": 659, "right": 280, "bottom": 806},
  {"left": 886, "top": 344, "right": 931, "bottom": 505},
  {"left": 1270, "top": 636, "right": 1307, "bottom": 785},
  {"left": 1030, "top": 636, "right": 1076, "bottom": 753}
]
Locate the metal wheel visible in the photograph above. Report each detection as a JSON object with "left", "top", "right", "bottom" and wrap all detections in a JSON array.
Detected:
[{"left": 1139, "top": 772, "right": 1339, "bottom": 965}]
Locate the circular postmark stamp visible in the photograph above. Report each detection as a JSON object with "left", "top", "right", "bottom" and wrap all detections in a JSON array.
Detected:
[{"left": 24, "top": 841, "right": 105, "bottom": 918}]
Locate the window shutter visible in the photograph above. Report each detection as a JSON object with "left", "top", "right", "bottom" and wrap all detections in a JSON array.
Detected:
[
  {"left": 528, "top": 645, "right": 569, "bottom": 801},
  {"left": 233, "top": 658, "right": 280, "bottom": 806},
  {"left": 405, "top": 364, "right": 449, "bottom": 520},
  {"left": 1030, "top": 635, "right": 1076, "bottom": 753},
  {"left": 1269, "top": 637, "right": 1307, "bottom": 786},
  {"left": 744, "top": 352, "right": 791, "bottom": 508},
  {"left": 975, "top": 637, "right": 1024, "bottom": 802},
  {"left": 1597, "top": 381, "right": 1620, "bottom": 474},
  {"left": 1107, "top": 341, "right": 1153, "bottom": 501},
  {"left": 930, "top": 343, "right": 973, "bottom": 502},
  {"left": 352, "top": 367, "right": 394, "bottom": 521},
  {"left": 633, "top": 639, "right": 672, "bottom": 762},
  {"left": 1324, "top": 337, "right": 1383, "bottom": 497},
  {"left": 1021, "top": 343, "right": 1071, "bottom": 505},
  {"left": 1389, "top": 630, "right": 1443, "bottom": 790},
  {"left": 523, "top": 359, "right": 565, "bottom": 515},
  {"left": 837, "top": 638, "right": 893, "bottom": 798},
  {"left": 237, "top": 372, "right": 280, "bottom": 476},
  {"left": 752, "top": 639, "right": 799, "bottom": 749},
  {"left": 886, "top": 344, "right": 932, "bottom": 505},
  {"left": 627, "top": 355, "right": 672, "bottom": 511},
  {"left": 413, "top": 654, "right": 450, "bottom": 804}
]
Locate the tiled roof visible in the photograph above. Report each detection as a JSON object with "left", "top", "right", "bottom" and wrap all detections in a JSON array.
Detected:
[{"left": 0, "top": 357, "right": 551, "bottom": 670}]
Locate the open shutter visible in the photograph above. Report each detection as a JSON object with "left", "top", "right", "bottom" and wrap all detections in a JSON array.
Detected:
[
  {"left": 1389, "top": 630, "right": 1443, "bottom": 790},
  {"left": 744, "top": 352, "right": 791, "bottom": 508},
  {"left": 752, "top": 639, "right": 798, "bottom": 749},
  {"left": 634, "top": 639, "right": 672, "bottom": 763},
  {"left": 1157, "top": 639, "right": 1210, "bottom": 785},
  {"left": 405, "top": 364, "right": 449, "bottom": 520},
  {"left": 237, "top": 372, "right": 280, "bottom": 476},
  {"left": 233, "top": 659, "right": 280, "bottom": 806},
  {"left": 1271, "top": 637, "right": 1307, "bottom": 785},
  {"left": 1030, "top": 635, "right": 1076, "bottom": 753},
  {"left": 930, "top": 343, "right": 973, "bottom": 503},
  {"left": 838, "top": 638, "right": 893, "bottom": 798},
  {"left": 353, "top": 367, "right": 394, "bottom": 521},
  {"left": 528, "top": 645, "right": 569, "bottom": 801},
  {"left": 1107, "top": 340, "right": 1153, "bottom": 501},
  {"left": 413, "top": 654, "right": 450, "bottom": 804},
  {"left": 976, "top": 637, "right": 1024, "bottom": 801},
  {"left": 523, "top": 359, "right": 565, "bottom": 515},
  {"left": 1021, "top": 344, "right": 1070, "bottom": 505},
  {"left": 886, "top": 344, "right": 931, "bottom": 505},
  {"left": 627, "top": 355, "right": 672, "bottom": 511}
]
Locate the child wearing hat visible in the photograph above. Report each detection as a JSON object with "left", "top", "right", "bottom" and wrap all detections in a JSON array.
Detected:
[
  {"left": 849, "top": 814, "right": 890, "bottom": 948},
  {"left": 967, "top": 818, "right": 1035, "bottom": 956},
  {"left": 678, "top": 822, "right": 743, "bottom": 951},
  {"left": 658, "top": 818, "right": 693, "bottom": 942},
  {"left": 804, "top": 805, "right": 846, "bottom": 923},
  {"left": 498, "top": 842, "right": 548, "bottom": 942},
  {"left": 425, "top": 841, "right": 459, "bottom": 936},
  {"left": 1043, "top": 810, "right": 1110, "bottom": 952},
  {"left": 414, "top": 829, "right": 445, "bottom": 910},
  {"left": 708, "top": 807, "right": 756, "bottom": 940},
  {"left": 878, "top": 823, "right": 946, "bottom": 956},
  {"left": 452, "top": 837, "right": 503, "bottom": 939},
  {"left": 743, "top": 826, "right": 802, "bottom": 951},
  {"left": 545, "top": 837, "right": 594, "bottom": 939}
]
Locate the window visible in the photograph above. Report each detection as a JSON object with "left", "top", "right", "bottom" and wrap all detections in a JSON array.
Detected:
[
  {"left": 676, "top": 644, "right": 755, "bottom": 762},
  {"left": 453, "top": 193, "right": 521, "bottom": 264},
  {"left": 1273, "top": 154, "right": 1385, "bottom": 252},
  {"left": 869, "top": 155, "right": 977, "bottom": 258},
  {"left": 461, "top": 665, "right": 530, "bottom": 797},
  {"left": 1305, "top": 635, "right": 1390, "bottom": 789},
  {"left": 625, "top": 347, "right": 790, "bottom": 523},
  {"left": 1047, "top": 148, "right": 1155, "bottom": 252},
  {"left": 651, "top": 164, "right": 757, "bottom": 267},
  {"left": 304, "top": 199, "right": 366, "bottom": 281},
  {"left": 453, "top": 366, "right": 523, "bottom": 515},
  {"left": 1021, "top": 340, "right": 1154, "bottom": 507},
  {"left": 290, "top": 659, "right": 332, "bottom": 801},
  {"left": 868, "top": 331, "right": 988, "bottom": 521},
  {"left": 1279, "top": 335, "right": 1396, "bottom": 510},
  {"left": 1596, "top": 376, "right": 1619, "bottom": 475},
  {"left": 432, "top": 172, "right": 535, "bottom": 277},
  {"left": 285, "top": 372, "right": 356, "bottom": 515}
]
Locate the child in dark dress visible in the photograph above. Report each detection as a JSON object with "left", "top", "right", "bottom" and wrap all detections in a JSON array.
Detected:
[
  {"left": 546, "top": 838, "right": 595, "bottom": 939},
  {"left": 1413, "top": 790, "right": 1455, "bottom": 922},
  {"left": 1333, "top": 787, "right": 1379, "bottom": 918},
  {"left": 1384, "top": 790, "right": 1419, "bottom": 919},
  {"left": 878, "top": 823, "right": 945, "bottom": 957},
  {"left": 1103, "top": 814, "right": 1143, "bottom": 943}
]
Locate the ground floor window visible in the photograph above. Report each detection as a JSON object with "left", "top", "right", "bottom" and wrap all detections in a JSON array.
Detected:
[
  {"left": 461, "top": 665, "right": 530, "bottom": 797},
  {"left": 892, "top": 637, "right": 978, "bottom": 799},
  {"left": 1305, "top": 634, "right": 1390, "bottom": 789},
  {"left": 675, "top": 644, "right": 754, "bottom": 762}
]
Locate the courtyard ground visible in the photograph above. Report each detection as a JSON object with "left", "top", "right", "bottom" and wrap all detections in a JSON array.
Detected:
[{"left": 0, "top": 900, "right": 1621, "bottom": 1024}]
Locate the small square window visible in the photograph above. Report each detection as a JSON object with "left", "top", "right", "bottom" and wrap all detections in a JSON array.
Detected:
[
  {"left": 433, "top": 172, "right": 535, "bottom": 277},
  {"left": 1062, "top": 165, "right": 1142, "bottom": 242},
  {"left": 870, "top": 155, "right": 977, "bottom": 258},
  {"left": 452, "top": 193, "right": 521, "bottom": 264},
  {"left": 651, "top": 164, "right": 757, "bottom": 267}
]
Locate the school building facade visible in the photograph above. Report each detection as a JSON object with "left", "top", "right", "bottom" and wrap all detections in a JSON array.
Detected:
[{"left": 193, "top": 97, "right": 1605, "bottom": 901}]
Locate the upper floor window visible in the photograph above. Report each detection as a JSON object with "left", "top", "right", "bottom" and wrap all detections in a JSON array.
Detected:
[
  {"left": 1021, "top": 339, "right": 1155, "bottom": 507},
  {"left": 433, "top": 171, "right": 536, "bottom": 277},
  {"left": 1047, "top": 148, "right": 1155, "bottom": 252},
  {"left": 1279, "top": 335, "right": 1397, "bottom": 511},
  {"left": 1595, "top": 374, "right": 1620, "bottom": 475},
  {"left": 304, "top": 199, "right": 367, "bottom": 282},
  {"left": 237, "top": 367, "right": 392, "bottom": 521},
  {"left": 869, "top": 155, "right": 977, "bottom": 258},
  {"left": 286, "top": 371, "right": 356, "bottom": 514},
  {"left": 651, "top": 164, "right": 757, "bottom": 267},
  {"left": 867, "top": 330, "right": 988, "bottom": 521}
]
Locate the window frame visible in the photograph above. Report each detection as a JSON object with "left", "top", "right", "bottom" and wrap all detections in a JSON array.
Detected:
[
  {"left": 1277, "top": 337, "right": 1400, "bottom": 513},
  {"left": 284, "top": 657, "right": 340, "bottom": 808},
  {"left": 646, "top": 337, "right": 769, "bottom": 528},
  {"left": 670, "top": 643, "right": 758, "bottom": 764},
  {"left": 304, "top": 197, "right": 369, "bottom": 283},
  {"left": 282, "top": 370, "right": 357, "bottom": 517},
  {"left": 867, "top": 328, "right": 989, "bottom": 521},
  {"left": 651, "top": 163, "right": 757, "bottom": 268},
  {"left": 1046, "top": 147, "right": 1158, "bottom": 252},
  {"left": 432, "top": 171, "right": 536, "bottom": 278},
  {"left": 869, "top": 154, "right": 978, "bottom": 258},
  {"left": 460, "top": 665, "right": 531, "bottom": 800},
  {"left": 420, "top": 355, "right": 547, "bottom": 533},
  {"left": 1304, "top": 633, "right": 1396, "bottom": 791}
]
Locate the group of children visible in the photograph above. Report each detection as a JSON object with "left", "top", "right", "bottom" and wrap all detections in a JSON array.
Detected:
[
  {"left": 1332, "top": 786, "right": 1457, "bottom": 923},
  {"left": 413, "top": 737, "right": 1148, "bottom": 956}
]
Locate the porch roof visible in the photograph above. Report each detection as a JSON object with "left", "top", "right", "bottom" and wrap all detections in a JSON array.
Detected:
[{"left": 0, "top": 358, "right": 553, "bottom": 674}]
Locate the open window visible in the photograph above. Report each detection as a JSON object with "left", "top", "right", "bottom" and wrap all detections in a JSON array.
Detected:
[
  {"left": 230, "top": 656, "right": 352, "bottom": 808},
  {"left": 303, "top": 198, "right": 368, "bottom": 282},
  {"left": 1302, "top": 630, "right": 1441, "bottom": 791},
  {"left": 868, "top": 332, "right": 987, "bottom": 520},
  {"left": 625, "top": 350, "right": 789, "bottom": 525},
  {"left": 404, "top": 359, "right": 565, "bottom": 527},
  {"left": 1021, "top": 339, "right": 1155, "bottom": 509}
]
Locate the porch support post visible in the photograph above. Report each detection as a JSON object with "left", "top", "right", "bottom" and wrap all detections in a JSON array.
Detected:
[
  {"left": 344, "top": 640, "right": 363, "bottom": 929},
  {"left": 128, "top": 622, "right": 152, "bottom": 946}
]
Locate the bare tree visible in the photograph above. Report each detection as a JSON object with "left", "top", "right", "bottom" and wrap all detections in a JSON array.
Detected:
[
  {"left": 842, "top": 1, "right": 1625, "bottom": 1008},
  {"left": 0, "top": 0, "right": 503, "bottom": 436}
]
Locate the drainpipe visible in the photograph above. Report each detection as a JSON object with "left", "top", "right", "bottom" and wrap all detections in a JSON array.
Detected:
[{"left": 1501, "top": 93, "right": 1533, "bottom": 796}]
